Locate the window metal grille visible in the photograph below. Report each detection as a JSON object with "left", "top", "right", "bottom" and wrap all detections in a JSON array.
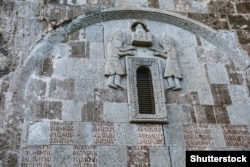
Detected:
[{"left": 136, "top": 66, "right": 155, "bottom": 114}]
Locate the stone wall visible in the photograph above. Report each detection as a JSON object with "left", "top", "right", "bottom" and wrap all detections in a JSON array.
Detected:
[{"left": 0, "top": 0, "right": 250, "bottom": 166}]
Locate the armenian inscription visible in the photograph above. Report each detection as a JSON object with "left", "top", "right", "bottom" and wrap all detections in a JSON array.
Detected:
[
  {"left": 50, "top": 121, "right": 74, "bottom": 144},
  {"left": 92, "top": 123, "right": 115, "bottom": 145},
  {"left": 21, "top": 146, "right": 51, "bottom": 167},
  {"left": 137, "top": 124, "right": 164, "bottom": 146},
  {"left": 183, "top": 124, "right": 212, "bottom": 147},
  {"left": 222, "top": 125, "right": 250, "bottom": 147},
  {"left": 73, "top": 146, "right": 97, "bottom": 167},
  {"left": 128, "top": 146, "right": 150, "bottom": 167}
]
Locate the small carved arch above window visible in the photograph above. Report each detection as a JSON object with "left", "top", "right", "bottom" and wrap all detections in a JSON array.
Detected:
[{"left": 136, "top": 66, "right": 155, "bottom": 114}]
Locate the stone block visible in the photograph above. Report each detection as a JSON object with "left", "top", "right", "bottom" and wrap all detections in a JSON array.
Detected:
[
  {"left": 26, "top": 79, "right": 46, "bottom": 99},
  {"left": 82, "top": 101, "right": 103, "bottom": 122},
  {"left": 28, "top": 121, "right": 50, "bottom": 145},
  {"left": 137, "top": 124, "right": 164, "bottom": 146},
  {"left": 198, "top": 83, "right": 214, "bottom": 105},
  {"left": 75, "top": 79, "right": 95, "bottom": 101},
  {"left": 210, "top": 84, "right": 232, "bottom": 105},
  {"left": 169, "top": 146, "right": 186, "bottom": 167},
  {"left": 148, "top": 0, "right": 159, "bottom": 8},
  {"left": 89, "top": 42, "right": 104, "bottom": 59},
  {"left": 51, "top": 145, "right": 73, "bottom": 167},
  {"left": 74, "top": 122, "right": 92, "bottom": 145},
  {"left": 103, "top": 102, "right": 129, "bottom": 122},
  {"left": 183, "top": 124, "right": 213, "bottom": 148},
  {"left": 92, "top": 122, "right": 115, "bottom": 145},
  {"left": 165, "top": 91, "right": 191, "bottom": 104},
  {"left": 166, "top": 104, "right": 192, "bottom": 124},
  {"left": 163, "top": 124, "right": 185, "bottom": 146},
  {"left": 228, "top": 85, "right": 250, "bottom": 104},
  {"left": 21, "top": 146, "right": 51, "bottom": 167},
  {"left": 207, "top": 64, "right": 230, "bottom": 84},
  {"left": 149, "top": 147, "right": 171, "bottom": 167},
  {"left": 236, "top": 2, "right": 250, "bottom": 14},
  {"left": 115, "top": 0, "right": 148, "bottom": 7},
  {"left": 227, "top": 105, "right": 250, "bottom": 125},
  {"left": 73, "top": 146, "right": 96, "bottom": 167},
  {"left": 128, "top": 146, "right": 150, "bottom": 167},
  {"left": 94, "top": 88, "right": 127, "bottom": 103},
  {"left": 62, "top": 100, "right": 82, "bottom": 121},
  {"left": 37, "top": 100, "right": 62, "bottom": 120},
  {"left": 86, "top": 25, "right": 104, "bottom": 42},
  {"left": 39, "top": 57, "right": 53, "bottom": 76},
  {"left": 50, "top": 121, "right": 74, "bottom": 144},
  {"left": 70, "top": 42, "right": 86, "bottom": 58},
  {"left": 213, "top": 105, "right": 230, "bottom": 124},
  {"left": 97, "top": 146, "right": 127, "bottom": 167},
  {"left": 222, "top": 125, "right": 250, "bottom": 147},
  {"left": 49, "top": 78, "right": 75, "bottom": 99},
  {"left": 228, "top": 14, "right": 250, "bottom": 30},
  {"left": 114, "top": 123, "right": 137, "bottom": 146},
  {"left": 193, "top": 105, "right": 216, "bottom": 124},
  {"left": 209, "top": 124, "right": 226, "bottom": 148}
]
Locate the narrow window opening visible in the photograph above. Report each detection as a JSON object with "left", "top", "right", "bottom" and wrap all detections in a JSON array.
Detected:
[{"left": 136, "top": 66, "right": 155, "bottom": 114}]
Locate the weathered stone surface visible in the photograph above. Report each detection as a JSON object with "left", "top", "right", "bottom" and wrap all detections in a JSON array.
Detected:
[
  {"left": 103, "top": 102, "right": 129, "bottom": 122},
  {"left": 86, "top": 25, "right": 104, "bottom": 43},
  {"left": 50, "top": 121, "right": 74, "bottom": 144},
  {"left": 62, "top": 100, "right": 82, "bottom": 121},
  {"left": 28, "top": 121, "right": 50, "bottom": 145},
  {"left": 169, "top": 147, "right": 186, "bottom": 167},
  {"left": 166, "top": 104, "right": 192, "bottom": 124},
  {"left": 149, "top": 147, "right": 171, "bottom": 167},
  {"left": 165, "top": 91, "right": 191, "bottom": 104},
  {"left": 92, "top": 122, "right": 115, "bottom": 145},
  {"left": 213, "top": 105, "right": 230, "bottom": 124},
  {"left": 137, "top": 124, "right": 164, "bottom": 146},
  {"left": 207, "top": 64, "right": 230, "bottom": 84},
  {"left": 227, "top": 105, "right": 250, "bottom": 125},
  {"left": 51, "top": 145, "right": 73, "bottom": 167},
  {"left": 164, "top": 124, "right": 185, "bottom": 146},
  {"left": 70, "top": 41, "right": 86, "bottom": 58},
  {"left": 97, "top": 146, "right": 127, "bottom": 167},
  {"left": 209, "top": 124, "right": 226, "bottom": 148},
  {"left": 74, "top": 122, "right": 92, "bottom": 145},
  {"left": 148, "top": 0, "right": 159, "bottom": 8},
  {"left": 210, "top": 84, "right": 232, "bottom": 105},
  {"left": 114, "top": 123, "right": 137, "bottom": 146},
  {"left": 25, "top": 79, "right": 46, "bottom": 99},
  {"left": 82, "top": 101, "right": 103, "bottom": 122},
  {"left": 39, "top": 57, "right": 53, "bottom": 76},
  {"left": 89, "top": 42, "right": 104, "bottom": 59},
  {"left": 49, "top": 78, "right": 75, "bottom": 99},
  {"left": 128, "top": 146, "right": 150, "bottom": 167},
  {"left": 192, "top": 105, "right": 216, "bottom": 124},
  {"left": 236, "top": 2, "right": 250, "bottom": 14},
  {"left": 37, "top": 100, "right": 62, "bottom": 120},
  {"left": 228, "top": 85, "right": 250, "bottom": 104},
  {"left": 75, "top": 79, "right": 95, "bottom": 101},
  {"left": 94, "top": 88, "right": 127, "bottom": 103}
]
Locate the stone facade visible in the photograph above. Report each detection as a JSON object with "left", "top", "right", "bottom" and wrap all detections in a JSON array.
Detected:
[{"left": 0, "top": 0, "right": 250, "bottom": 167}]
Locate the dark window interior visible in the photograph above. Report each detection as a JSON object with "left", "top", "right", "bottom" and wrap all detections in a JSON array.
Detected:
[{"left": 136, "top": 66, "right": 155, "bottom": 114}]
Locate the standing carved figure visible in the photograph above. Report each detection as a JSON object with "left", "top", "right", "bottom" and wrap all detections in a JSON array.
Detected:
[
  {"left": 151, "top": 34, "right": 182, "bottom": 90},
  {"left": 104, "top": 31, "right": 135, "bottom": 89}
]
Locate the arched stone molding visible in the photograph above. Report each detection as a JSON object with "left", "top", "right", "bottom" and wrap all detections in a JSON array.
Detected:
[{"left": 10, "top": 7, "right": 250, "bottom": 96}]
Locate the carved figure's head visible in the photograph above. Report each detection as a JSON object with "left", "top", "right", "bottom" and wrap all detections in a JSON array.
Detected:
[
  {"left": 160, "top": 34, "right": 173, "bottom": 51},
  {"left": 135, "top": 23, "right": 144, "bottom": 33},
  {"left": 111, "top": 31, "right": 123, "bottom": 47}
]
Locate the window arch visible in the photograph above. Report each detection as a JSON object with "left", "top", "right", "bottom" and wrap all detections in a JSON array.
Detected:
[{"left": 136, "top": 66, "right": 155, "bottom": 114}]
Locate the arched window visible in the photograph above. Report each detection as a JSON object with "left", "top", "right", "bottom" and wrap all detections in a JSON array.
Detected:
[{"left": 136, "top": 66, "right": 155, "bottom": 114}]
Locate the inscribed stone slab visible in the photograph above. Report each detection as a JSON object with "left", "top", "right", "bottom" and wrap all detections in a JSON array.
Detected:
[
  {"left": 21, "top": 146, "right": 51, "bottom": 167},
  {"left": 227, "top": 105, "right": 250, "bottom": 125},
  {"left": 28, "top": 121, "right": 50, "bottom": 145},
  {"left": 137, "top": 124, "right": 164, "bottom": 146},
  {"left": 128, "top": 146, "right": 150, "bottom": 167},
  {"left": 92, "top": 122, "right": 115, "bottom": 145},
  {"left": 51, "top": 145, "right": 73, "bottom": 167},
  {"left": 149, "top": 147, "right": 171, "bottom": 167},
  {"left": 73, "top": 146, "right": 96, "bottom": 167},
  {"left": 50, "top": 121, "right": 74, "bottom": 144},
  {"left": 103, "top": 102, "right": 129, "bottom": 122},
  {"left": 97, "top": 146, "right": 127, "bottom": 167}
]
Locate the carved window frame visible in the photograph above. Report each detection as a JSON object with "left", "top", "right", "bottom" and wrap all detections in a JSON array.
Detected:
[{"left": 126, "top": 57, "right": 167, "bottom": 123}]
